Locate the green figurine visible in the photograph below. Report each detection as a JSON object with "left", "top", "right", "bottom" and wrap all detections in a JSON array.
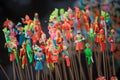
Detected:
[
  {"left": 26, "top": 40, "right": 33, "bottom": 63},
  {"left": 84, "top": 43, "right": 93, "bottom": 66}
]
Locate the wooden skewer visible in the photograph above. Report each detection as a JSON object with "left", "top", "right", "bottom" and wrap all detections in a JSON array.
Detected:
[
  {"left": 25, "top": 66, "right": 29, "bottom": 80},
  {"left": 49, "top": 68, "right": 54, "bottom": 80},
  {"left": 62, "top": 58, "right": 68, "bottom": 80},
  {"left": 12, "top": 61, "right": 16, "bottom": 80},
  {"left": 55, "top": 64, "right": 59, "bottom": 80},
  {"left": 17, "top": 62, "right": 24, "bottom": 80},
  {"left": 58, "top": 60, "right": 63, "bottom": 79},
  {"left": 102, "top": 51, "right": 106, "bottom": 78},
  {"left": 112, "top": 53, "right": 116, "bottom": 76},
  {"left": 38, "top": 69, "right": 40, "bottom": 80},
  {"left": 56, "top": 64, "right": 62, "bottom": 80},
  {"left": 68, "top": 67, "right": 74, "bottom": 80},
  {"left": 14, "top": 61, "right": 20, "bottom": 80},
  {"left": 69, "top": 41, "right": 79, "bottom": 80},
  {"left": 26, "top": 64, "right": 31, "bottom": 80},
  {"left": 0, "top": 64, "right": 10, "bottom": 80},
  {"left": 73, "top": 53, "right": 80, "bottom": 80},
  {"left": 77, "top": 51, "right": 86, "bottom": 80},
  {"left": 30, "top": 65, "right": 34, "bottom": 80}
]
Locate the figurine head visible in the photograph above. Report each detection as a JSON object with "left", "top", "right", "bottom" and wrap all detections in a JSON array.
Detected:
[
  {"left": 100, "top": 16, "right": 104, "bottom": 20},
  {"left": 100, "top": 29, "right": 104, "bottom": 34},
  {"left": 85, "top": 5, "right": 89, "bottom": 10},
  {"left": 3, "top": 19, "right": 14, "bottom": 29},
  {"left": 111, "top": 29, "right": 115, "bottom": 34},
  {"left": 25, "top": 15, "right": 30, "bottom": 20},
  {"left": 85, "top": 43, "right": 90, "bottom": 48}
]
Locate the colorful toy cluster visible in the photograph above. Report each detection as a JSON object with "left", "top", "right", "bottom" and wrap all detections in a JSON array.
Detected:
[{"left": 2, "top": 6, "right": 119, "bottom": 80}]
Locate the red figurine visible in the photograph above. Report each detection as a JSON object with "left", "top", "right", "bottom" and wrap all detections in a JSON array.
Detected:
[
  {"left": 19, "top": 42, "right": 27, "bottom": 69},
  {"left": 108, "top": 29, "right": 116, "bottom": 52},
  {"left": 99, "top": 29, "right": 106, "bottom": 52}
]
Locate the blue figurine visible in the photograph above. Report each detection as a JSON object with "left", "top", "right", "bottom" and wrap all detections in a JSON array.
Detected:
[
  {"left": 34, "top": 47, "right": 44, "bottom": 70},
  {"left": 16, "top": 22, "right": 25, "bottom": 46}
]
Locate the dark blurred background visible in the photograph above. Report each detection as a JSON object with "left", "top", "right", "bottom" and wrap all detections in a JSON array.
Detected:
[{"left": 0, "top": 0, "right": 120, "bottom": 80}]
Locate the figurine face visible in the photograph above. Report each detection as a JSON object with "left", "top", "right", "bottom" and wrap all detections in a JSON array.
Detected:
[
  {"left": 25, "top": 15, "right": 30, "bottom": 20},
  {"left": 36, "top": 52, "right": 43, "bottom": 57}
]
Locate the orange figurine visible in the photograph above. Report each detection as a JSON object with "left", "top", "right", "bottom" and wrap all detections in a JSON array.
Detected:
[{"left": 62, "top": 20, "right": 72, "bottom": 41}]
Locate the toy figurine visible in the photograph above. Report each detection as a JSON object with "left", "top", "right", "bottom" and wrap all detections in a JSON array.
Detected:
[
  {"left": 84, "top": 43, "right": 93, "bottom": 66},
  {"left": 85, "top": 5, "right": 90, "bottom": 18},
  {"left": 19, "top": 42, "right": 27, "bottom": 69},
  {"left": 74, "top": 30, "right": 85, "bottom": 51},
  {"left": 88, "top": 23, "right": 95, "bottom": 41},
  {"left": 34, "top": 46, "right": 44, "bottom": 70},
  {"left": 45, "top": 42, "right": 53, "bottom": 68},
  {"left": 99, "top": 29, "right": 106, "bottom": 52},
  {"left": 100, "top": 16, "right": 105, "bottom": 29},
  {"left": 16, "top": 22, "right": 25, "bottom": 46},
  {"left": 26, "top": 40, "right": 33, "bottom": 63},
  {"left": 49, "top": 28, "right": 57, "bottom": 47},
  {"left": 21, "top": 14, "right": 33, "bottom": 27},
  {"left": 74, "top": 7, "right": 81, "bottom": 30},
  {"left": 62, "top": 20, "right": 73, "bottom": 41},
  {"left": 108, "top": 29, "right": 115, "bottom": 52},
  {"left": 62, "top": 45, "right": 70, "bottom": 67},
  {"left": 5, "top": 41, "right": 18, "bottom": 63}
]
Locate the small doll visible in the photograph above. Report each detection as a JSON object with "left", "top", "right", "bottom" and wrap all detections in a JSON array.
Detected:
[
  {"left": 45, "top": 42, "right": 53, "bottom": 68},
  {"left": 16, "top": 22, "right": 25, "bottom": 46},
  {"left": 26, "top": 40, "right": 33, "bottom": 63},
  {"left": 108, "top": 29, "right": 116, "bottom": 52},
  {"left": 74, "top": 30, "right": 85, "bottom": 51},
  {"left": 62, "top": 20, "right": 73, "bottom": 42},
  {"left": 21, "top": 14, "right": 33, "bottom": 27},
  {"left": 49, "top": 28, "right": 57, "bottom": 47},
  {"left": 84, "top": 43, "right": 93, "bottom": 66},
  {"left": 62, "top": 45, "right": 70, "bottom": 67},
  {"left": 34, "top": 46, "right": 44, "bottom": 70},
  {"left": 88, "top": 23, "right": 95, "bottom": 41},
  {"left": 49, "top": 43, "right": 60, "bottom": 66},
  {"left": 19, "top": 42, "right": 27, "bottom": 69},
  {"left": 74, "top": 7, "right": 81, "bottom": 30},
  {"left": 85, "top": 5, "right": 90, "bottom": 18},
  {"left": 100, "top": 16, "right": 105, "bottom": 29},
  {"left": 99, "top": 29, "right": 106, "bottom": 52},
  {"left": 5, "top": 41, "right": 18, "bottom": 63}
]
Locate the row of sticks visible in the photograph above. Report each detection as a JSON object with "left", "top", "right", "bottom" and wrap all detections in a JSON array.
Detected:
[{"left": 1, "top": 39, "right": 117, "bottom": 80}]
